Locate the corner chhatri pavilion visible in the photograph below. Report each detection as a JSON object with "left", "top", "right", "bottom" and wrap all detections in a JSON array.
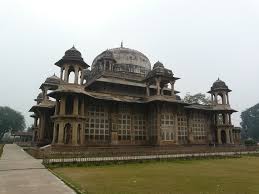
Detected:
[{"left": 29, "top": 45, "right": 241, "bottom": 148}]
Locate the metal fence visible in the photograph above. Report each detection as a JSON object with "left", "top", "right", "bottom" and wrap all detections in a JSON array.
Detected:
[{"left": 42, "top": 146, "right": 259, "bottom": 164}]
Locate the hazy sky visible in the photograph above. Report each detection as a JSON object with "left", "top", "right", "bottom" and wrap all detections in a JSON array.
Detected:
[{"left": 0, "top": 0, "right": 259, "bottom": 127}]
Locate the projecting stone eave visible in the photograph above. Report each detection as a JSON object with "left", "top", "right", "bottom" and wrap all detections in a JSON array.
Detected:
[
  {"left": 54, "top": 57, "right": 89, "bottom": 68},
  {"left": 184, "top": 104, "right": 214, "bottom": 112},
  {"left": 184, "top": 103, "right": 238, "bottom": 113},
  {"left": 29, "top": 100, "right": 56, "bottom": 112},
  {"left": 207, "top": 88, "right": 232, "bottom": 93},
  {"left": 143, "top": 95, "right": 188, "bottom": 104},
  {"left": 212, "top": 108, "right": 238, "bottom": 113},
  {"left": 47, "top": 85, "right": 87, "bottom": 99}
]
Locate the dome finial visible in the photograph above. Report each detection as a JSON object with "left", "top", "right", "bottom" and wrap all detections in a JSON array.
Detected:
[{"left": 121, "top": 41, "right": 123, "bottom": 48}]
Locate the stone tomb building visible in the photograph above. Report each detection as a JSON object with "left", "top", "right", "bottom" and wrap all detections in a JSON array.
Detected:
[{"left": 29, "top": 45, "right": 240, "bottom": 147}]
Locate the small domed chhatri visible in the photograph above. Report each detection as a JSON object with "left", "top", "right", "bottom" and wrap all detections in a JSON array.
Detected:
[
  {"left": 212, "top": 78, "right": 229, "bottom": 90},
  {"left": 34, "top": 92, "right": 43, "bottom": 104},
  {"left": 36, "top": 92, "right": 43, "bottom": 100},
  {"left": 64, "top": 46, "right": 82, "bottom": 58},
  {"left": 55, "top": 46, "right": 88, "bottom": 68},
  {"left": 45, "top": 74, "right": 60, "bottom": 85},
  {"left": 153, "top": 61, "right": 164, "bottom": 69},
  {"left": 29, "top": 44, "right": 240, "bottom": 149}
]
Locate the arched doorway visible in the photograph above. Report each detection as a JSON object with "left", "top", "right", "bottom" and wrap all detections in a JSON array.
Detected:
[
  {"left": 221, "top": 130, "right": 226, "bottom": 144},
  {"left": 64, "top": 123, "right": 72, "bottom": 144}
]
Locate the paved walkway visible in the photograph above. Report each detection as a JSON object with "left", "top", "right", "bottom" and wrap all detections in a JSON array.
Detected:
[{"left": 0, "top": 144, "right": 75, "bottom": 194}]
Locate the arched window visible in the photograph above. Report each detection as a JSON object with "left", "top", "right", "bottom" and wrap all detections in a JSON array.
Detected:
[
  {"left": 217, "top": 94, "right": 223, "bottom": 104},
  {"left": 79, "top": 69, "right": 82, "bottom": 84},
  {"left": 67, "top": 66, "right": 75, "bottom": 83},
  {"left": 64, "top": 123, "right": 72, "bottom": 144},
  {"left": 218, "top": 114, "right": 224, "bottom": 124},
  {"left": 105, "top": 61, "right": 110, "bottom": 70}
]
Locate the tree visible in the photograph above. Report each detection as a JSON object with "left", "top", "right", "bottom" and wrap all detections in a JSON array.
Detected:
[
  {"left": 183, "top": 93, "right": 211, "bottom": 105},
  {"left": 27, "top": 124, "right": 34, "bottom": 132},
  {"left": 241, "top": 103, "right": 259, "bottom": 140},
  {"left": 0, "top": 106, "right": 26, "bottom": 141}
]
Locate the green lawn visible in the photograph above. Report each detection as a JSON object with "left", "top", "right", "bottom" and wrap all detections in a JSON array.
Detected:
[{"left": 52, "top": 156, "right": 259, "bottom": 194}]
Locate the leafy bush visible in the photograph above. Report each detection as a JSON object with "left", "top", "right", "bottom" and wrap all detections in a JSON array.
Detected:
[{"left": 244, "top": 138, "right": 257, "bottom": 146}]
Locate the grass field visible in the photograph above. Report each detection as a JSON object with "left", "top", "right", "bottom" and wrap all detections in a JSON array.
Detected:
[{"left": 52, "top": 156, "right": 259, "bottom": 194}]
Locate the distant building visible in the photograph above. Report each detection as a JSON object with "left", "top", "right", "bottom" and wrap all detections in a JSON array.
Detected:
[
  {"left": 29, "top": 45, "right": 240, "bottom": 147},
  {"left": 11, "top": 131, "right": 33, "bottom": 146}
]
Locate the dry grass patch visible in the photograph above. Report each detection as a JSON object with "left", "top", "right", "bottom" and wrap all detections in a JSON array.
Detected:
[{"left": 53, "top": 156, "right": 259, "bottom": 194}]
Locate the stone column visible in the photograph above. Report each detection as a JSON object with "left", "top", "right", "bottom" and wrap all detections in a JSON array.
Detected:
[
  {"left": 229, "top": 114, "right": 232, "bottom": 125},
  {"left": 60, "top": 96, "right": 66, "bottom": 115},
  {"left": 64, "top": 65, "right": 69, "bottom": 82},
  {"left": 217, "top": 129, "right": 222, "bottom": 144},
  {"left": 226, "top": 129, "right": 230, "bottom": 144},
  {"left": 211, "top": 93, "right": 213, "bottom": 104},
  {"left": 58, "top": 122, "right": 64, "bottom": 144},
  {"left": 60, "top": 67, "right": 64, "bottom": 80},
  {"left": 230, "top": 129, "right": 234, "bottom": 144},
  {"left": 155, "top": 78, "right": 161, "bottom": 95},
  {"left": 227, "top": 93, "right": 230, "bottom": 105},
  {"left": 80, "top": 122, "right": 85, "bottom": 145},
  {"left": 156, "top": 103, "right": 161, "bottom": 145},
  {"left": 146, "top": 84, "right": 150, "bottom": 96},
  {"left": 214, "top": 92, "right": 218, "bottom": 104},
  {"left": 52, "top": 124, "right": 57, "bottom": 144},
  {"left": 80, "top": 98, "right": 85, "bottom": 116},
  {"left": 80, "top": 69, "right": 84, "bottom": 85},
  {"left": 72, "top": 123, "right": 78, "bottom": 145},
  {"left": 39, "top": 114, "right": 45, "bottom": 141},
  {"left": 170, "top": 80, "right": 175, "bottom": 96},
  {"left": 42, "top": 87, "right": 48, "bottom": 101},
  {"left": 224, "top": 114, "right": 229, "bottom": 125},
  {"left": 73, "top": 96, "right": 79, "bottom": 115},
  {"left": 55, "top": 100, "right": 60, "bottom": 115},
  {"left": 34, "top": 117, "right": 37, "bottom": 127},
  {"left": 222, "top": 92, "right": 226, "bottom": 105},
  {"left": 74, "top": 66, "right": 79, "bottom": 84}
]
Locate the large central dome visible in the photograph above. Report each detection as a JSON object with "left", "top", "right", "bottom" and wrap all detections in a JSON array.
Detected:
[{"left": 92, "top": 46, "right": 151, "bottom": 76}]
